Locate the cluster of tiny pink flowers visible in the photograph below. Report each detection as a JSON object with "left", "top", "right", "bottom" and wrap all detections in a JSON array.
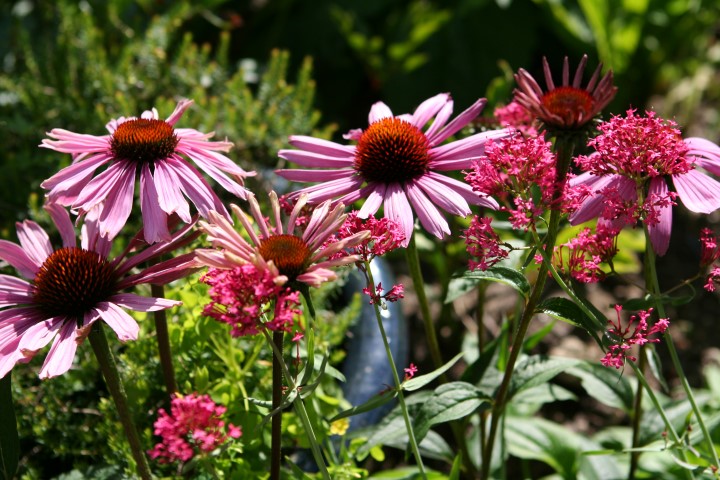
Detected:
[
  {"left": 148, "top": 393, "right": 241, "bottom": 464},
  {"left": 403, "top": 363, "right": 419, "bottom": 381},
  {"left": 550, "top": 224, "right": 619, "bottom": 283},
  {"left": 575, "top": 109, "right": 691, "bottom": 180},
  {"left": 463, "top": 216, "right": 510, "bottom": 271},
  {"left": 700, "top": 229, "right": 720, "bottom": 291},
  {"left": 465, "top": 134, "right": 558, "bottom": 230},
  {"left": 335, "top": 212, "right": 406, "bottom": 261},
  {"left": 493, "top": 101, "right": 538, "bottom": 137},
  {"left": 201, "top": 265, "right": 301, "bottom": 337},
  {"left": 363, "top": 282, "right": 405, "bottom": 305},
  {"left": 601, "top": 306, "right": 670, "bottom": 369}
]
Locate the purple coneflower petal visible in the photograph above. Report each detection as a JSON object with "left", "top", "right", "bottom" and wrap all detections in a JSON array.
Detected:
[
  {"left": 109, "top": 293, "right": 181, "bottom": 312},
  {"left": 154, "top": 160, "right": 192, "bottom": 223},
  {"left": 16, "top": 220, "right": 53, "bottom": 267},
  {"left": 287, "top": 136, "right": 356, "bottom": 157},
  {"left": 647, "top": 177, "right": 672, "bottom": 256},
  {"left": 415, "top": 176, "right": 471, "bottom": 217},
  {"left": 93, "top": 302, "right": 140, "bottom": 342},
  {"left": 0, "top": 275, "right": 33, "bottom": 306},
  {"left": 384, "top": 183, "right": 415, "bottom": 247},
  {"left": 0, "top": 240, "right": 42, "bottom": 279},
  {"left": 411, "top": 93, "right": 449, "bottom": 130},
  {"left": 427, "top": 172, "right": 498, "bottom": 209},
  {"left": 140, "top": 164, "right": 172, "bottom": 244},
  {"left": 673, "top": 170, "right": 720, "bottom": 214},
  {"left": 97, "top": 163, "right": 136, "bottom": 240},
  {"left": 45, "top": 203, "right": 77, "bottom": 248},
  {"left": 405, "top": 182, "right": 450, "bottom": 238},
  {"left": 278, "top": 150, "right": 355, "bottom": 168},
  {"left": 39, "top": 321, "right": 78, "bottom": 379},
  {"left": 358, "top": 184, "right": 387, "bottom": 218},
  {"left": 165, "top": 98, "right": 193, "bottom": 126},
  {"left": 167, "top": 157, "right": 228, "bottom": 218},
  {"left": 369, "top": 102, "right": 394, "bottom": 123},
  {"left": 18, "top": 317, "right": 64, "bottom": 356},
  {"left": 569, "top": 174, "right": 622, "bottom": 225},
  {"left": 428, "top": 98, "right": 487, "bottom": 146}
]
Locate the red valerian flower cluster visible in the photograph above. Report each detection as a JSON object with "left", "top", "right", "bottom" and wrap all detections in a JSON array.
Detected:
[
  {"left": 148, "top": 393, "right": 241, "bottom": 464},
  {"left": 700, "top": 228, "right": 720, "bottom": 292},
  {"left": 548, "top": 224, "right": 619, "bottom": 283},
  {"left": 463, "top": 216, "right": 510, "bottom": 271},
  {"left": 601, "top": 306, "right": 669, "bottom": 369}
]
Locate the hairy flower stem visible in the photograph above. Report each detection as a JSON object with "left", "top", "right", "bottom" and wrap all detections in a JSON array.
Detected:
[
  {"left": 364, "top": 260, "right": 428, "bottom": 479},
  {"left": 480, "top": 136, "right": 574, "bottom": 480},
  {"left": 644, "top": 228, "right": 720, "bottom": 470},
  {"left": 151, "top": 284, "right": 177, "bottom": 395},
  {"left": 405, "top": 232, "right": 444, "bottom": 375},
  {"left": 261, "top": 316, "right": 330, "bottom": 480},
  {"left": 271, "top": 330, "right": 283, "bottom": 480},
  {"left": 88, "top": 323, "right": 152, "bottom": 480}
]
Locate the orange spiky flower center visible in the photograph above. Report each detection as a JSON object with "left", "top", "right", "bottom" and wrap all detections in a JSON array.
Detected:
[
  {"left": 110, "top": 118, "right": 179, "bottom": 164},
  {"left": 354, "top": 117, "right": 431, "bottom": 184},
  {"left": 258, "top": 234, "right": 312, "bottom": 281},
  {"left": 33, "top": 247, "right": 118, "bottom": 319},
  {"left": 541, "top": 86, "right": 595, "bottom": 126}
]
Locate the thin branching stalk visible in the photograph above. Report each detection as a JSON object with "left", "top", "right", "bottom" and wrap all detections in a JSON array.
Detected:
[{"left": 151, "top": 283, "right": 177, "bottom": 395}]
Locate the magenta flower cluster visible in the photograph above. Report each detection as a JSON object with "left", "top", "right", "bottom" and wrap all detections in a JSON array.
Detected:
[
  {"left": 601, "top": 306, "right": 669, "bottom": 369},
  {"left": 148, "top": 393, "right": 241, "bottom": 464}
]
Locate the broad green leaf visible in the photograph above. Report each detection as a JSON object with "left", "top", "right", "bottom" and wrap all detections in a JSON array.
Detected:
[
  {"left": 536, "top": 297, "right": 604, "bottom": 343},
  {"left": 404, "top": 352, "right": 463, "bottom": 392},
  {"left": 445, "top": 267, "right": 531, "bottom": 303},
  {"left": 0, "top": 373, "right": 18, "bottom": 480},
  {"left": 568, "top": 362, "right": 634, "bottom": 412},
  {"left": 622, "top": 292, "right": 694, "bottom": 311},
  {"left": 412, "top": 382, "right": 490, "bottom": 442},
  {"left": 383, "top": 429, "right": 454, "bottom": 463},
  {"left": 508, "top": 355, "right": 580, "bottom": 399},
  {"left": 460, "top": 336, "right": 500, "bottom": 385}
]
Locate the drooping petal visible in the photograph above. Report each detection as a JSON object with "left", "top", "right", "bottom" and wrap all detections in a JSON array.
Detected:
[
  {"left": 94, "top": 302, "right": 139, "bottom": 342},
  {"left": 109, "top": 293, "right": 182, "bottom": 312},
  {"left": 140, "top": 164, "right": 171, "bottom": 244},
  {"left": 18, "top": 317, "right": 64, "bottom": 356},
  {"left": 426, "top": 172, "right": 498, "bottom": 209},
  {"left": 154, "top": 159, "right": 192, "bottom": 223},
  {"left": 647, "top": 177, "right": 672, "bottom": 256},
  {"left": 287, "top": 136, "right": 356, "bottom": 157},
  {"left": 0, "top": 275, "right": 34, "bottom": 306},
  {"left": 415, "top": 175, "right": 471, "bottom": 216},
  {"left": 179, "top": 146, "right": 250, "bottom": 199},
  {"left": 404, "top": 182, "right": 450, "bottom": 239},
  {"left": 277, "top": 149, "right": 355, "bottom": 168},
  {"left": 383, "top": 183, "right": 414, "bottom": 247},
  {"left": 568, "top": 174, "right": 624, "bottom": 225},
  {"left": 357, "top": 183, "right": 387, "bottom": 218},
  {"left": 96, "top": 162, "right": 136, "bottom": 240},
  {"left": 167, "top": 156, "right": 228, "bottom": 218},
  {"left": 673, "top": 170, "right": 720, "bottom": 214},
  {"left": 39, "top": 321, "right": 79, "bottom": 379},
  {"left": 428, "top": 98, "right": 487, "bottom": 146}
]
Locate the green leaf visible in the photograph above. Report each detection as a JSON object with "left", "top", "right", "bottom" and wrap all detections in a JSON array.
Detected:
[
  {"left": 508, "top": 355, "right": 580, "bottom": 399},
  {"left": 412, "top": 382, "right": 490, "bottom": 442},
  {"left": 567, "top": 362, "right": 634, "bottom": 412},
  {"left": 536, "top": 297, "right": 604, "bottom": 343},
  {"left": 328, "top": 390, "right": 398, "bottom": 423},
  {"left": 403, "top": 352, "right": 463, "bottom": 392},
  {"left": 445, "top": 267, "right": 531, "bottom": 303},
  {"left": 448, "top": 453, "right": 462, "bottom": 480},
  {"left": 368, "top": 467, "right": 447, "bottom": 479},
  {"left": 460, "top": 336, "right": 500, "bottom": 385},
  {"left": 0, "top": 373, "right": 18, "bottom": 480}
]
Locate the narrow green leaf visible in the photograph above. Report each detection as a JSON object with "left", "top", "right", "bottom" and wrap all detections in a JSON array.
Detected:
[
  {"left": 403, "top": 352, "right": 463, "bottom": 392},
  {"left": 328, "top": 390, "right": 398, "bottom": 423},
  {"left": 0, "top": 373, "right": 18, "bottom": 480},
  {"left": 445, "top": 267, "right": 531, "bottom": 303},
  {"left": 448, "top": 453, "right": 462, "bottom": 480}
]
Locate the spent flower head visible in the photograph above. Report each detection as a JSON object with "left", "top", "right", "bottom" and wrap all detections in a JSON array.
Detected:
[
  {"left": 148, "top": 392, "right": 241, "bottom": 464},
  {"left": 276, "top": 93, "right": 505, "bottom": 245},
  {"left": 514, "top": 55, "right": 616, "bottom": 134},
  {"left": 0, "top": 204, "right": 197, "bottom": 378},
  {"left": 41, "top": 99, "right": 254, "bottom": 243}
]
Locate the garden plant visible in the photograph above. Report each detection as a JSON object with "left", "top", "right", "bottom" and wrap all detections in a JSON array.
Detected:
[{"left": 2, "top": 1, "right": 720, "bottom": 479}]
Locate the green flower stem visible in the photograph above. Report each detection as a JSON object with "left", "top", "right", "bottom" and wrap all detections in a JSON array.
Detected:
[
  {"left": 150, "top": 284, "right": 177, "bottom": 395},
  {"left": 88, "top": 323, "right": 152, "bottom": 480},
  {"left": 629, "top": 346, "right": 647, "bottom": 480},
  {"left": 405, "top": 232, "right": 444, "bottom": 374},
  {"left": 364, "top": 259, "right": 428, "bottom": 479},
  {"left": 480, "top": 137, "right": 575, "bottom": 480},
  {"left": 644, "top": 228, "right": 720, "bottom": 470},
  {"left": 271, "top": 330, "right": 283, "bottom": 480},
  {"left": 261, "top": 323, "right": 330, "bottom": 480},
  {"left": 529, "top": 227, "right": 686, "bottom": 445}
]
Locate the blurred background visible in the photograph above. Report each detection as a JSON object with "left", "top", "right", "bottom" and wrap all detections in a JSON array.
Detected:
[{"left": 1, "top": 0, "right": 719, "bottom": 236}]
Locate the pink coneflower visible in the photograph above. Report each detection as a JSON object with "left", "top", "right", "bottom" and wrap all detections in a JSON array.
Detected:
[
  {"left": 41, "top": 99, "right": 254, "bottom": 243},
  {"left": 514, "top": 55, "right": 617, "bottom": 131},
  {"left": 569, "top": 109, "right": 720, "bottom": 255},
  {"left": 0, "top": 204, "right": 198, "bottom": 379},
  {"left": 148, "top": 392, "right": 241, "bottom": 464},
  {"left": 196, "top": 191, "right": 370, "bottom": 288},
  {"left": 276, "top": 93, "right": 504, "bottom": 246}
]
